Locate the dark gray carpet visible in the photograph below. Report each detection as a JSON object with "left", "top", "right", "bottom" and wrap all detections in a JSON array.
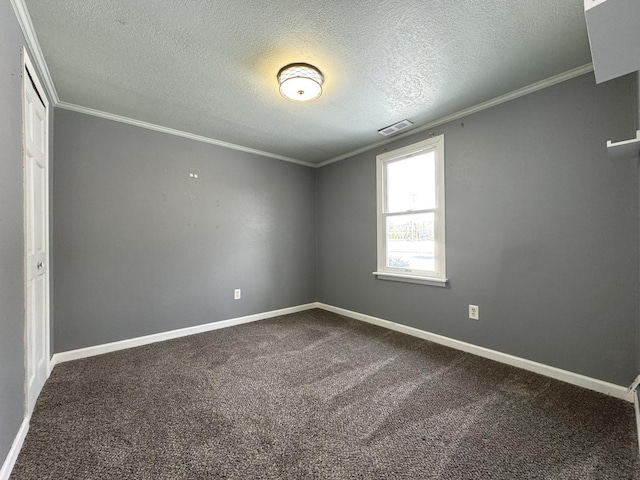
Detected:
[{"left": 10, "top": 309, "right": 640, "bottom": 479}]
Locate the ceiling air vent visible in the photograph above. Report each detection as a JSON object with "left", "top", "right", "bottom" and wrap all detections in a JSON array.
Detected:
[{"left": 378, "top": 119, "right": 414, "bottom": 137}]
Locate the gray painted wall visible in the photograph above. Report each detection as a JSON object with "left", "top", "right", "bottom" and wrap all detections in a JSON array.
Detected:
[
  {"left": 53, "top": 109, "right": 316, "bottom": 352},
  {"left": 0, "top": 0, "right": 27, "bottom": 466},
  {"left": 317, "top": 72, "right": 639, "bottom": 386}
]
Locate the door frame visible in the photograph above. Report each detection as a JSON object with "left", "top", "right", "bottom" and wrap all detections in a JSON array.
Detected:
[{"left": 22, "top": 46, "right": 51, "bottom": 416}]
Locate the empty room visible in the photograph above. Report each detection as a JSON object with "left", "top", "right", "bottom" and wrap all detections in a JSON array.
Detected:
[{"left": 2, "top": 0, "right": 640, "bottom": 478}]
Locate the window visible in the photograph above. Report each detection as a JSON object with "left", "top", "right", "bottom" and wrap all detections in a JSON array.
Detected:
[{"left": 374, "top": 135, "right": 447, "bottom": 286}]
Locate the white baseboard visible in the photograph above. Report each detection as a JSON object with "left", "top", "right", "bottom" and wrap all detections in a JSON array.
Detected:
[
  {"left": 0, "top": 417, "right": 29, "bottom": 480},
  {"left": 51, "top": 303, "right": 318, "bottom": 368},
  {"left": 633, "top": 391, "right": 640, "bottom": 454},
  {"left": 49, "top": 301, "right": 632, "bottom": 403},
  {"left": 317, "top": 303, "right": 633, "bottom": 403},
  {"left": 0, "top": 302, "right": 632, "bottom": 480}
]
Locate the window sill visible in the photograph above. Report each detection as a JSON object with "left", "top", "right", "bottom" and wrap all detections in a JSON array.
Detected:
[{"left": 372, "top": 272, "right": 449, "bottom": 287}]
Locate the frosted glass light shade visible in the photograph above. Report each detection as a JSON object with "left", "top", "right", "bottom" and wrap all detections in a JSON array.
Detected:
[{"left": 278, "top": 63, "right": 324, "bottom": 102}]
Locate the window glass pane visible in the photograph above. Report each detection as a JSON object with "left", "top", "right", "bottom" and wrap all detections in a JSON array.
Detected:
[
  {"left": 385, "top": 212, "right": 435, "bottom": 272},
  {"left": 386, "top": 151, "right": 435, "bottom": 213}
]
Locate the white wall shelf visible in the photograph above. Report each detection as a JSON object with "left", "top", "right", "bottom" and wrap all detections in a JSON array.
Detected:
[{"left": 607, "top": 130, "right": 640, "bottom": 160}]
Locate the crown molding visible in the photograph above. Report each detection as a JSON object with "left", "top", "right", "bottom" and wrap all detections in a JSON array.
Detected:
[
  {"left": 7, "top": 0, "right": 594, "bottom": 170},
  {"left": 56, "top": 102, "right": 315, "bottom": 167},
  {"left": 10, "top": 0, "right": 59, "bottom": 104},
  {"left": 10, "top": 0, "right": 312, "bottom": 167},
  {"left": 57, "top": 63, "right": 595, "bottom": 169},
  {"left": 316, "top": 63, "right": 595, "bottom": 168}
]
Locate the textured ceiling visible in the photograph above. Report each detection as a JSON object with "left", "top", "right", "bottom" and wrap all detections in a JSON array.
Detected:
[{"left": 24, "top": 0, "right": 592, "bottom": 165}]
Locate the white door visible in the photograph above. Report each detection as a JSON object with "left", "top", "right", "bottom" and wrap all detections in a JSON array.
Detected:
[{"left": 23, "top": 52, "right": 49, "bottom": 416}]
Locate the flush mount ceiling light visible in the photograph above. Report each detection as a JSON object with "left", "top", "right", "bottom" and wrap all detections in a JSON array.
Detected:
[{"left": 277, "top": 63, "right": 324, "bottom": 102}]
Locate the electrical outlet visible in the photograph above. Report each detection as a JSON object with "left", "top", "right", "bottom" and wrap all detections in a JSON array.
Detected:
[
  {"left": 234, "top": 289, "right": 241, "bottom": 300},
  {"left": 469, "top": 304, "right": 479, "bottom": 320}
]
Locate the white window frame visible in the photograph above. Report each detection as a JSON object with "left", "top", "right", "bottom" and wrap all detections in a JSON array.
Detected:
[{"left": 373, "top": 135, "right": 447, "bottom": 287}]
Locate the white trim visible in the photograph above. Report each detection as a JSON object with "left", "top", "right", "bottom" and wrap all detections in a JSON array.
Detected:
[
  {"left": 10, "top": 302, "right": 636, "bottom": 476},
  {"left": 376, "top": 135, "right": 446, "bottom": 283},
  {"left": 316, "top": 64, "right": 595, "bottom": 168},
  {"left": 0, "top": 417, "right": 29, "bottom": 480},
  {"left": 372, "top": 272, "right": 448, "bottom": 287},
  {"left": 22, "top": 49, "right": 49, "bottom": 109},
  {"left": 22, "top": 47, "right": 52, "bottom": 417},
  {"left": 58, "top": 63, "right": 594, "bottom": 170},
  {"left": 634, "top": 391, "right": 640, "bottom": 454},
  {"left": 316, "top": 303, "right": 633, "bottom": 402},
  {"left": 629, "top": 375, "right": 640, "bottom": 453},
  {"left": 1, "top": 2, "right": 595, "bottom": 170},
  {"left": 10, "top": 0, "right": 58, "bottom": 104},
  {"left": 44, "top": 299, "right": 637, "bottom": 404},
  {"left": 51, "top": 303, "right": 318, "bottom": 366},
  {"left": 56, "top": 102, "right": 315, "bottom": 168},
  {"left": 584, "top": 0, "right": 607, "bottom": 11}
]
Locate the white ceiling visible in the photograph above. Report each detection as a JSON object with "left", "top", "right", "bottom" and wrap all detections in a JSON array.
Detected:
[{"left": 23, "top": 0, "right": 593, "bottom": 165}]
